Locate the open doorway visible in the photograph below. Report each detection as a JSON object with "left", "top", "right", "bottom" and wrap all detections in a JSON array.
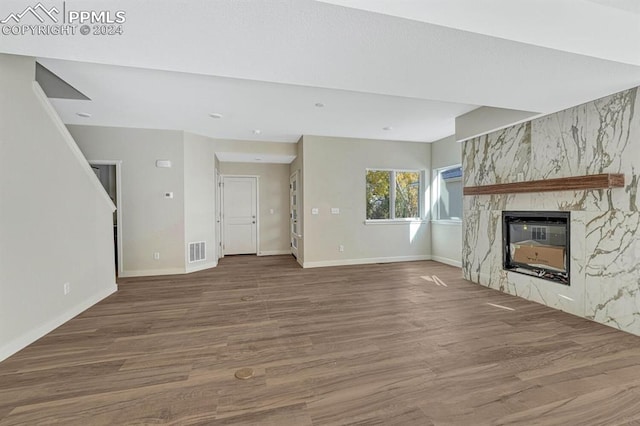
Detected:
[
  {"left": 215, "top": 169, "right": 223, "bottom": 260},
  {"left": 290, "top": 171, "right": 299, "bottom": 259},
  {"left": 90, "top": 161, "right": 123, "bottom": 277}
]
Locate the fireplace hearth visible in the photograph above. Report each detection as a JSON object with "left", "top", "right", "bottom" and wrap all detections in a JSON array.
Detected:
[{"left": 502, "top": 211, "right": 570, "bottom": 285}]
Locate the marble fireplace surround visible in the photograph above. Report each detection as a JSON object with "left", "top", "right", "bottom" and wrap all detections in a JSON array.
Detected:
[{"left": 462, "top": 86, "right": 640, "bottom": 336}]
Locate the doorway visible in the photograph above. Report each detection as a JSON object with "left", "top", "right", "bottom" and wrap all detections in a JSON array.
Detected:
[
  {"left": 215, "top": 169, "right": 223, "bottom": 260},
  {"left": 222, "top": 176, "right": 258, "bottom": 255},
  {"left": 290, "top": 171, "right": 299, "bottom": 258},
  {"left": 90, "top": 161, "right": 123, "bottom": 276}
]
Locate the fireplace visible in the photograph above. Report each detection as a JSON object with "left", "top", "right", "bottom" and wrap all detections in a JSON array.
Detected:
[{"left": 502, "top": 211, "right": 570, "bottom": 285}]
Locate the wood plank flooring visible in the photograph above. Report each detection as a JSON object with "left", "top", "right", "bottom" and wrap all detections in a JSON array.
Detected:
[{"left": 2, "top": 255, "right": 640, "bottom": 425}]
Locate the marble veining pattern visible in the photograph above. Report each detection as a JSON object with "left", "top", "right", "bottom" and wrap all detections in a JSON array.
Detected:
[
  {"left": 585, "top": 211, "right": 640, "bottom": 333},
  {"left": 463, "top": 86, "right": 640, "bottom": 336}
]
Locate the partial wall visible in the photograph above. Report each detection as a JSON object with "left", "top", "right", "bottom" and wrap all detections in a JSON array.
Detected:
[
  {"left": 0, "top": 54, "right": 116, "bottom": 361},
  {"left": 70, "top": 125, "right": 186, "bottom": 277},
  {"left": 431, "top": 135, "right": 462, "bottom": 267}
]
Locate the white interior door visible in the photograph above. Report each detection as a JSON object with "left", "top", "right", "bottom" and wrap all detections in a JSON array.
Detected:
[
  {"left": 290, "top": 171, "right": 299, "bottom": 258},
  {"left": 223, "top": 176, "right": 257, "bottom": 255}
]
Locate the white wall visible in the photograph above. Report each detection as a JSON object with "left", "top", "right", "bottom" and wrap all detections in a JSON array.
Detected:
[
  {"left": 0, "top": 54, "right": 116, "bottom": 362},
  {"left": 301, "top": 135, "right": 431, "bottom": 267},
  {"left": 430, "top": 135, "right": 462, "bottom": 267},
  {"left": 219, "top": 162, "right": 291, "bottom": 255},
  {"left": 184, "top": 133, "right": 217, "bottom": 272},
  {"left": 69, "top": 125, "right": 186, "bottom": 277}
]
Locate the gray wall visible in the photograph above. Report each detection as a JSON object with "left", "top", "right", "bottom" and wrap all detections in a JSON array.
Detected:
[
  {"left": 301, "top": 135, "right": 431, "bottom": 266},
  {"left": 184, "top": 133, "right": 217, "bottom": 272},
  {"left": 70, "top": 125, "right": 186, "bottom": 276},
  {"left": 0, "top": 54, "right": 116, "bottom": 361},
  {"left": 430, "top": 135, "right": 462, "bottom": 267},
  {"left": 456, "top": 106, "right": 539, "bottom": 142}
]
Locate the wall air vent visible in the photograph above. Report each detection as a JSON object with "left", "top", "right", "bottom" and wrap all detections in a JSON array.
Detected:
[{"left": 188, "top": 241, "right": 206, "bottom": 263}]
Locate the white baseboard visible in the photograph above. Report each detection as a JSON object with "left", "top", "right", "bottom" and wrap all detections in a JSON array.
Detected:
[
  {"left": 185, "top": 260, "right": 217, "bottom": 273},
  {"left": 431, "top": 256, "right": 462, "bottom": 268},
  {"left": 0, "top": 284, "right": 117, "bottom": 363},
  {"left": 258, "top": 250, "right": 291, "bottom": 256},
  {"left": 119, "top": 268, "right": 185, "bottom": 278},
  {"left": 303, "top": 255, "right": 432, "bottom": 268}
]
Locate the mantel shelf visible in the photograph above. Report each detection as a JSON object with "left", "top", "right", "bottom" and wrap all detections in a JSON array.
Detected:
[{"left": 463, "top": 173, "right": 625, "bottom": 196}]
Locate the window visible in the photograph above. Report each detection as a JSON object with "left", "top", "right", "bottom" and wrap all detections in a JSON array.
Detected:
[
  {"left": 434, "top": 165, "right": 462, "bottom": 221},
  {"left": 366, "top": 169, "right": 422, "bottom": 220},
  {"left": 531, "top": 226, "right": 547, "bottom": 241}
]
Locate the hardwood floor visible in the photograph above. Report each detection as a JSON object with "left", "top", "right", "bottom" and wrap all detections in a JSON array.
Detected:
[{"left": 2, "top": 255, "right": 640, "bottom": 425}]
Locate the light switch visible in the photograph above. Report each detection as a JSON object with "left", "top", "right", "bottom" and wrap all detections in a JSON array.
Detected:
[
  {"left": 311, "top": 208, "right": 319, "bottom": 215},
  {"left": 331, "top": 208, "right": 340, "bottom": 214},
  {"left": 269, "top": 208, "right": 274, "bottom": 215}
]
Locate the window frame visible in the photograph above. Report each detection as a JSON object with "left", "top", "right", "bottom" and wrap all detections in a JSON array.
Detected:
[
  {"left": 432, "top": 164, "right": 463, "bottom": 223},
  {"left": 365, "top": 168, "right": 425, "bottom": 224}
]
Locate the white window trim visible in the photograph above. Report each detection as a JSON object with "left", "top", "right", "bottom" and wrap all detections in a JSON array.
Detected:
[
  {"left": 365, "top": 168, "right": 425, "bottom": 222},
  {"left": 364, "top": 219, "right": 427, "bottom": 225}
]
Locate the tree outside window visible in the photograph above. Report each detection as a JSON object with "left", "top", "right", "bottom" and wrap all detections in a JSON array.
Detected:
[{"left": 366, "top": 170, "right": 421, "bottom": 220}]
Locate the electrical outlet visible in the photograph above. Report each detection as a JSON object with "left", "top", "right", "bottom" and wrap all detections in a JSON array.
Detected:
[
  {"left": 339, "top": 245, "right": 344, "bottom": 252},
  {"left": 63, "top": 282, "right": 70, "bottom": 295},
  {"left": 153, "top": 252, "right": 160, "bottom": 260}
]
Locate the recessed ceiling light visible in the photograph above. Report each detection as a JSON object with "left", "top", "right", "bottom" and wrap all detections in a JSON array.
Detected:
[
  {"left": 76, "top": 112, "right": 92, "bottom": 118},
  {"left": 209, "top": 112, "right": 223, "bottom": 119},
  {"left": 253, "top": 129, "right": 262, "bottom": 135},
  {"left": 315, "top": 102, "right": 325, "bottom": 108},
  {"left": 383, "top": 126, "right": 393, "bottom": 131}
]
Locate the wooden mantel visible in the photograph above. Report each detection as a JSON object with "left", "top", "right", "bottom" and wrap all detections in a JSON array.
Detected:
[{"left": 463, "top": 173, "right": 625, "bottom": 196}]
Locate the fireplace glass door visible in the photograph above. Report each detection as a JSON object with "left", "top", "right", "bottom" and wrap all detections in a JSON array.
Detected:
[{"left": 503, "top": 211, "right": 570, "bottom": 285}]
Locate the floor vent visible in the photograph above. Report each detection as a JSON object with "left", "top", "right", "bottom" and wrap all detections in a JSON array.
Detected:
[{"left": 188, "top": 241, "right": 206, "bottom": 263}]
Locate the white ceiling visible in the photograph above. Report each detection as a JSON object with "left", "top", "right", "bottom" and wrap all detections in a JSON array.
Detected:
[
  {"left": 215, "top": 152, "right": 297, "bottom": 164},
  {"left": 40, "top": 58, "right": 477, "bottom": 143},
  {"left": 2, "top": 0, "right": 639, "bottom": 143}
]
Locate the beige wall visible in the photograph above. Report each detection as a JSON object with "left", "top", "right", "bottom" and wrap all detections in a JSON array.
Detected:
[
  {"left": 184, "top": 133, "right": 217, "bottom": 271},
  {"left": 301, "top": 135, "right": 431, "bottom": 266},
  {"left": 69, "top": 125, "right": 186, "bottom": 276},
  {"left": 219, "top": 162, "right": 291, "bottom": 255},
  {"left": 0, "top": 54, "right": 116, "bottom": 361},
  {"left": 430, "top": 135, "right": 462, "bottom": 267}
]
